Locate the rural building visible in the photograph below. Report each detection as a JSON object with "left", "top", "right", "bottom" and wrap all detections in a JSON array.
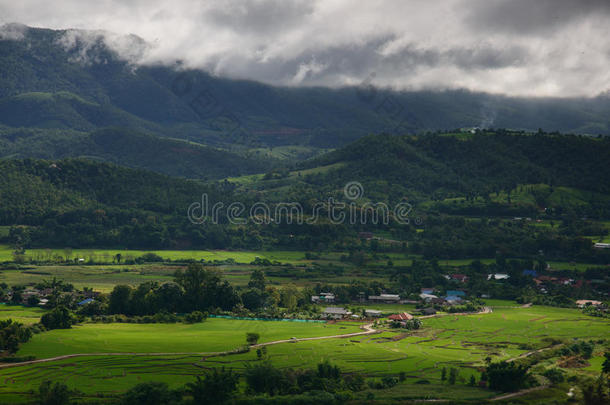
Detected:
[
  {"left": 420, "top": 288, "right": 434, "bottom": 294},
  {"left": 388, "top": 312, "right": 413, "bottom": 321},
  {"left": 78, "top": 298, "right": 95, "bottom": 306},
  {"left": 522, "top": 270, "right": 537, "bottom": 277},
  {"left": 594, "top": 243, "right": 610, "bottom": 249},
  {"left": 365, "top": 309, "right": 383, "bottom": 317},
  {"left": 444, "top": 295, "right": 463, "bottom": 304},
  {"left": 576, "top": 300, "right": 603, "bottom": 308},
  {"left": 369, "top": 294, "right": 400, "bottom": 303},
  {"left": 446, "top": 274, "right": 468, "bottom": 283},
  {"left": 323, "top": 307, "right": 351, "bottom": 319},
  {"left": 446, "top": 290, "right": 466, "bottom": 297},
  {"left": 419, "top": 293, "right": 438, "bottom": 301},
  {"left": 420, "top": 307, "right": 437, "bottom": 315},
  {"left": 487, "top": 273, "right": 510, "bottom": 280},
  {"left": 311, "top": 292, "right": 335, "bottom": 303}
]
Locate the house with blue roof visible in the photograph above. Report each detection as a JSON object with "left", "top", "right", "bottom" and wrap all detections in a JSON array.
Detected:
[
  {"left": 523, "top": 270, "right": 537, "bottom": 277},
  {"left": 77, "top": 298, "right": 95, "bottom": 306},
  {"left": 446, "top": 290, "right": 466, "bottom": 297}
]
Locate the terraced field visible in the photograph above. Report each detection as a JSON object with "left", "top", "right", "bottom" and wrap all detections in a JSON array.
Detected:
[
  {"left": 15, "top": 318, "right": 362, "bottom": 359},
  {"left": 0, "top": 304, "right": 46, "bottom": 325},
  {"left": 0, "top": 304, "right": 607, "bottom": 403}
]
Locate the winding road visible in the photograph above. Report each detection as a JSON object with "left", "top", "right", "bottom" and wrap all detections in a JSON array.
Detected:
[{"left": 0, "top": 307, "right": 494, "bottom": 370}]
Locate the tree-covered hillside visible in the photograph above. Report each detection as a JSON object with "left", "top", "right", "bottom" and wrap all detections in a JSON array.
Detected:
[
  {"left": 303, "top": 131, "right": 610, "bottom": 199},
  {"left": 0, "top": 127, "right": 271, "bottom": 179}
]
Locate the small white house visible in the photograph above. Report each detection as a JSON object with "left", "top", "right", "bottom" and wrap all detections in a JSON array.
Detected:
[
  {"left": 364, "top": 309, "right": 383, "bottom": 318},
  {"left": 487, "top": 273, "right": 510, "bottom": 280}
]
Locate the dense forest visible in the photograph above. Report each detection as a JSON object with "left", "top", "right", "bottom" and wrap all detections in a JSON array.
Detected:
[
  {"left": 0, "top": 126, "right": 271, "bottom": 179},
  {"left": 0, "top": 129, "right": 608, "bottom": 264},
  {"left": 305, "top": 130, "right": 610, "bottom": 198}
]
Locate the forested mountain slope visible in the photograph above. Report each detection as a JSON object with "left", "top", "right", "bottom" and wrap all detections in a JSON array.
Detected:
[
  {"left": 1, "top": 24, "right": 609, "bottom": 153},
  {"left": 0, "top": 127, "right": 271, "bottom": 179},
  {"left": 304, "top": 131, "right": 610, "bottom": 197}
]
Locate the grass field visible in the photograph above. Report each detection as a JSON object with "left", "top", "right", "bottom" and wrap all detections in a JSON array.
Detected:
[
  {"left": 0, "top": 246, "right": 315, "bottom": 264},
  {"left": 0, "top": 265, "right": 176, "bottom": 292},
  {"left": 0, "top": 304, "right": 46, "bottom": 325},
  {"left": 0, "top": 300, "right": 610, "bottom": 401},
  {"left": 16, "top": 318, "right": 362, "bottom": 359},
  {"left": 1, "top": 305, "right": 607, "bottom": 403}
]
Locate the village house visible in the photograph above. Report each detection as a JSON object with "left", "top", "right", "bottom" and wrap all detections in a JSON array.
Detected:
[
  {"left": 487, "top": 273, "right": 510, "bottom": 280},
  {"left": 445, "top": 274, "right": 468, "bottom": 283},
  {"left": 368, "top": 294, "right": 400, "bottom": 303},
  {"left": 444, "top": 295, "right": 463, "bottom": 304},
  {"left": 364, "top": 309, "right": 383, "bottom": 318},
  {"left": 420, "top": 288, "right": 434, "bottom": 294},
  {"left": 388, "top": 312, "right": 413, "bottom": 321},
  {"left": 311, "top": 292, "right": 335, "bottom": 304},
  {"left": 420, "top": 307, "right": 437, "bottom": 316},
  {"left": 576, "top": 300, "right": 603, "bottom": 308},
  {"left": 446, "top": 290, "right": 466, "bottom": 297},
  {"left": 77, "top": 298, "right": 95, "bottom": 306},
  {"left": 323, "top": 307, "right": 351, "bottom": 320}
]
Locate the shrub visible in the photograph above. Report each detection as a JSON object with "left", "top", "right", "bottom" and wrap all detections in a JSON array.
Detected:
[
  {"left": 135, "top": 253, "right": 164, "bottom": 264},
  {"left": 40, "top": 306, "right": 74, "bottom": 330},
  {"left": 542, "top": 368, "right": 565, "bottom": 384},
  {"left": 246, "top": 332, "right": 260, "bottom": 345},
  {"left": 121, "top": 381, "right": 181, "bottom": 405},
  {"left": 184, "top": 311, "right": 207, "bottom": 324},
  {"left": 37, "top": 381, "right": 71, "bottom": 405},
  {"left": 381, "top": 377, "right": 398, "bottom": 388},
  {"left": 486, "top": 361, "right": 530, "bottom": 392}
]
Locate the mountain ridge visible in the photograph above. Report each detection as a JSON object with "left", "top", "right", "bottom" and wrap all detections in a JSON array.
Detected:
[{"left": 1, "top": 24, "right": 608, "bottom": 154}]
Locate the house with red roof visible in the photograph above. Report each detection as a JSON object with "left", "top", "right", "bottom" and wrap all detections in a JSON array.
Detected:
[{"left": 388, "top": 312, "right": 413, "bottom": 321}]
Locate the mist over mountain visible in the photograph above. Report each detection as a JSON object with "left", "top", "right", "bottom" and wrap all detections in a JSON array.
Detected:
[{"left": 0, "top": 24, "right": 608, "bottom": 158}]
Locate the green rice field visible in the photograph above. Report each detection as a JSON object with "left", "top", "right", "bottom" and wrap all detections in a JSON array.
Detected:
[
  {"left": 15, "top": 318, "right": 362, "bottom": 359},
  {"left": 0, "top": 304, "right": 607, "bottom": 403}
]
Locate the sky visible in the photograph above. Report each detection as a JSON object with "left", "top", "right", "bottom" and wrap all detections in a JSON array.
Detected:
[{"left": 1, "top": 0, "right": 609, "bottom": 97}]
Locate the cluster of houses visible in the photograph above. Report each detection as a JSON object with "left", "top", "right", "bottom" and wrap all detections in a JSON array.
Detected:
[
  {"left": 419, "top": 288, "right": 467, "bottom": 305},
  {"left": 312, "top": 292, "right": 413, "bottom": 305},
  {"left": 321, "top": 306, "right": 436, "bottom": 321},
  {"left": 1, "top": 287, "right": 99, "bottom": 307}
]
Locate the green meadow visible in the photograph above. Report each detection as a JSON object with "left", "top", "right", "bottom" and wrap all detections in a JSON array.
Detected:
[
  {"left": 1, "top": 304, "right": 607, "bottom": 403},
  {"left": 0, "top": 304, "right": 46, "bottom": 325},
  {"left": 0, "top": 246, "right": 311, "bottom": 264},
  {"left": 16, "top": 318, "right": 362, "bottom": 359}
]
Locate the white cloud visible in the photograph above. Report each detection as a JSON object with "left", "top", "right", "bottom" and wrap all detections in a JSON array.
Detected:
[{"left": 0, "top": 0, "right": 608, "bottom": 97}]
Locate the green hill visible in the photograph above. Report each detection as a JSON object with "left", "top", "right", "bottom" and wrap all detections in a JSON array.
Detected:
[
  {"left": 0, "top": 126, "right": 272, "bottom": 179},
  {"left": 229, "top": 130, "right": 610, "bottom": 219}
]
